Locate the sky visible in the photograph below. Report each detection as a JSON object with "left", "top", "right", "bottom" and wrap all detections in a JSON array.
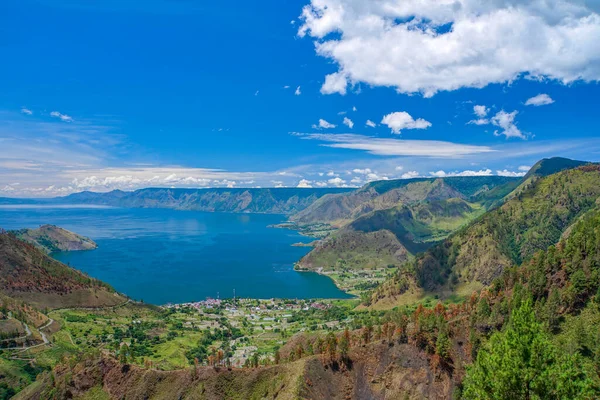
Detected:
[{"left": 1, "top": 0, "right": 599, "bottom": 197}]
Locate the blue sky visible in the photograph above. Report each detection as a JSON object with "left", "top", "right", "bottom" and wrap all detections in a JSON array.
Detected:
[{"left": 1, "top": 0, "right": 599, "bottom": 196}]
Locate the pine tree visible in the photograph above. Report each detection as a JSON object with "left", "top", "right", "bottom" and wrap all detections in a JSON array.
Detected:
[{"left": 463, "top": 300, "right": 596, "bottom": 399}]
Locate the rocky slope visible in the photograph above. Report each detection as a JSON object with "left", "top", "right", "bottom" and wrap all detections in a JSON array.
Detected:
[{"left": 10, "top": 225, "right": 97, "bottom": 254}]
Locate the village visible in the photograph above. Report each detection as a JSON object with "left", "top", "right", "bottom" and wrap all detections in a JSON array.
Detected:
[{"left": 163, "top": 297, "right": 343, "bottom": 367}]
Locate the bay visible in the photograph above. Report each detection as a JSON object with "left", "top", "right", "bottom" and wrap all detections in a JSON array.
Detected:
[{"left": 0, "top": 206, "right": 351, "bottom": 304}]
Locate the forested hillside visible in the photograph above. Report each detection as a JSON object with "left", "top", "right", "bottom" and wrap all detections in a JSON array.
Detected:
[
  {"left": 295, "top": 176, "right": 520, "bottom": 295},
  {"left": 367, "top": 163, "right": 600, "bottom": 307}
]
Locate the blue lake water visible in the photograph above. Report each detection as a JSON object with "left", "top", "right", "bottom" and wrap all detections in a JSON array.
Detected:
[{"left": 0, "top": 206, "right": 351, "bottom": 304}]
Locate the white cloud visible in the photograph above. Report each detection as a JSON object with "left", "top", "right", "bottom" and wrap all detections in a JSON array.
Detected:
[
  {"left": 50, "top": 111, "right": 73, "bottom": 122},
  {"left": 254, "top": 90, "right": 260, "bottom": 96},
  {"left": 365, "top": 119, "right": 377, "bottom": 128},
  {"left": 299, "top": 0, "right": 600, "bottom": 97},
  {"left": 491, "top": 110, "right": 525, "bottom": 139},
  {"left": 352, "top": 106, "right": 357, "bottom": 112},
  {"left": 326, "top": 171, "right": 338, "bottom": 177},
  {"left": 468, "top": 118, "right": 490, "bottom": 126},
  {"left": 297, "top": 179, "right": 313, "bottom": 188},
  {"left": 401, "top": 171, "right": 420, "bottom": 179},
  {"left": 343, "top": 117, "right": 354, "bottom": 129},
  {"left": 327, "top": 177, "right": 347, "bottom": 186},
  {"left": 283, "top": 85, "right": 290, "bottom": 89},
  {"left": 429, "top": 170, "right": 447, "bottom": 178},
  {"left": 295, "top": 86, "right": 302, "bottom": 96},
  {"left": 429, "top": 169, "right": 493, "bottom": 177},
  {"left": 21, "top": 108, "right": 33, "bottom": 115},
  {"left": 518, "top": 165, "right": 532, "bottom": 171},
  {"left": 395, "top": 166, "right": 403, "bottom": 171},
  {"left": 473, "top": 105, "right": 489, "bottom": 118},
  {"left": 296, "top": 133, "right": 494, "bottom": 157},
  {"left": 496, "top": 169, "right": 527, "bottom": 177},
  {"left": 312, "top": 119, "right": 337, "bottom": 129},
  {"left": 321, "top": 72, "right": 348, "bottom": 95},
  {"left": 525, "top": 93, "right": 555, "bottom": 106},
  {"left": 380, "top": 111, "right": 432, "bottom": 134}
]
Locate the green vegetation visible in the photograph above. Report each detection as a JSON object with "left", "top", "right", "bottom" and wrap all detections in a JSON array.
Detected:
[
  {"left": 1, "top": 158, "right": 600, "bottom": 399},
  {"left": 463, "top": 300, "right": 596, "bottom": 399},
  {"left": 367, "top": 164, "right": 600, "bottom": 306}
]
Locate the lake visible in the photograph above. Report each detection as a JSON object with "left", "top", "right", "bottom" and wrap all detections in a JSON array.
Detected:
[{"left": 0, "top": 206, "right": 351, "bottom": 304}]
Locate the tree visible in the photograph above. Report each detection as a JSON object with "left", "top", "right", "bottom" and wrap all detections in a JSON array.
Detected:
[
  {"left": 463, "top": 300, "right": 596, "bottom": 399},
  {"left": 325, "top": 332, "right": 337, "bottom": 363},
  {"left": 339, "top": 328, "right": 350, "bottom": 363},
  {"left": 274, "top": 349, "right": 281, "bottom": 365}
]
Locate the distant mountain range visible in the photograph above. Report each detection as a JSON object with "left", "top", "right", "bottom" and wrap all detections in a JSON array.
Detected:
[{"left": 0, "top": 187, "right": 353, "bottom": 215}]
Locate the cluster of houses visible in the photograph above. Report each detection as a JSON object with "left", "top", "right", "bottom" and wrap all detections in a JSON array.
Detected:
[{"left": 165, "top": 298, "right": 332, "bottom": 314}]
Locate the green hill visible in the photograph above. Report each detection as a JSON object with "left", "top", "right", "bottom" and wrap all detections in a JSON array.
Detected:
[
  {"left": 294, "top": 177, "right": 520, "bottom": 295},
  {"left": 0, "top": 233, "right": 123, "bottom": 309},
  {"left": 367, "top": 162, "right": 600, "bottom": 307}
]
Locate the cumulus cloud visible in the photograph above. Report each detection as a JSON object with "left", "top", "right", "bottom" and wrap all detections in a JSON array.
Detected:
[
  {"left": 321, "top": 72, "right": 348, "bottom": 95},
  {"left": 467, "top": 105, "right": 491, "bottom": 125},
  {"left": 401, "top": 171, "right": 420, "bottom": 179},
  {"left": 343, "top": 117, "right": 354, "bottom": 128},
  {"left": 496, "top": 169, "right": 527, "bottom": 177},
  {"left": 297, "top": 178, "right": 313, "bottom": 188},
  {"left": 473, "top": 105, "right": 489, "bottom": 118},
  {"left": 50, "top": 111, "right": 73, "bottom": 122},
  {"left": 381, "top": 111, "right": 431, "bottom": 134},
  {"left": 327, "top": 177, "right": 347, "bottom": 186},
  {"left": 491, "top": 110, "right": 525, "bottom": 139},
  {"left": 312, "top": 119, "right": 337, "bottom": 129},
  {"left": 365, "top": 119, "right": 377, "bottom": 128},
  {"left": 295, "top": 86, "right": 302, "bottom": 96},
  {"left": 518, "top": 165, "right": 532, "bottom": 171},
  {"left": 21, "top": 108, "right": 33, "bottom": 115},
  {"left": 430, "top": 169, "right": 493, "bottom": 177},
  {"left": 298, "top": 0, "right": 600, "bottom": 97},
  {"left": 525, "top": 93, "right": 555, "bottom": 106}
]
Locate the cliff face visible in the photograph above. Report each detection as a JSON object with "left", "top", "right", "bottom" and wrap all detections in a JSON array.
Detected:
[{"left": 11, "top": 225, "right": 97, "bottom": 254}]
